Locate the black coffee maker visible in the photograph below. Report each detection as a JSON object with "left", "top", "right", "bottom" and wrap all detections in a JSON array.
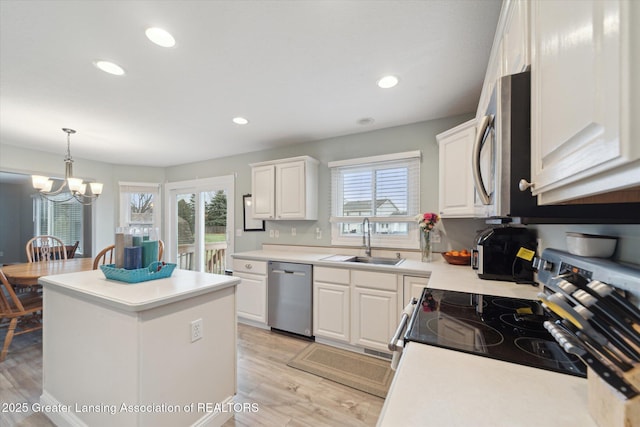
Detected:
[{"left": 471, "top": 226, "right": 537, "bottom": 283}]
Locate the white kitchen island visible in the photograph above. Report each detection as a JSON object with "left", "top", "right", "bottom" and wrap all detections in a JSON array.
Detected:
[{"left": 38, "top": 268, "right": 240, "bottom": 427}]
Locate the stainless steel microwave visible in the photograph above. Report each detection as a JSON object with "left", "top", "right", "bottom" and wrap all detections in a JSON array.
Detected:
[{"left": 472, "top": 70, "right": 640, "bottom": 223}]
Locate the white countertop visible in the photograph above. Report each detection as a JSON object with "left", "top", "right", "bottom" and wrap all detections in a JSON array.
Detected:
[
  {"left": 378, "top": 343, "right": 596, "bottom": 427},
  {"left": 233, "top": 248, "right": 595, "bottom": 427},
  {"left": 39, "top": 269, "right": 239, "bottom": 312},
  {"left": 232, "top": 249, "right": 541, "bottom": 300}
]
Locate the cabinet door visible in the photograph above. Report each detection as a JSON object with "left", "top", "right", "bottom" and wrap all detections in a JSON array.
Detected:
[
  {"left": 251, "top": 165, "right": 275, "bottom": 219},
  {"left": 351, "top": 287, "right": 397, "bottom": 352},
  {"left": 438, "top": 120, "right": 476, "bottom": 217},
  {"left": 313, "top": 281, "right": 350, "bottom": 342},
  {"left": 234, "top": 272, "right": 267, "bottom": 324},
  {"left": 402, "top": 276, "right": 428, "bottom": 306},
  {"left": 275, "top": 161, "right": 306, "bottom": 219},
  {"left": 530, "top": 0, "right": 631, "bottom": 203},
  {"left": 501, "top": 0, "right": 529, "bottom": 76}
]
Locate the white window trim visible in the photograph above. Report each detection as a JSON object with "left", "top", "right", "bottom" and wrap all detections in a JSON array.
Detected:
[
  {"left": 329, "top": 151, "right": 421, "bottom": 249},
  {"left": 164, "top": 175, "right": 234, "bottom": 269},
  {"left": 118, "top": 181, "right": 162, "bottom": 231},
  {"left": 327, "top": 150, "right": 421, "bottom": 168}
]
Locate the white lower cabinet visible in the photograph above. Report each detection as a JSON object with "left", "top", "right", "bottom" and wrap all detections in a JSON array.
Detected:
[
  {"left": 314, "top": 266, "right": 400, "bottom": 353},
  {"left": 351, "top": 270, "right": 398, "bottom": 353},
  {"left": 314, "top": 282, "right": 350, "bottom": 342},
  {"left": 351, "top": 287, "right": 397, "bottom": 352},
  {"left": 233, "top": 259, "right": 267, "bottom": 324},
  {"left": 313, "top": 267, "right": 350, "bottom": 342},
  {"left": 403, "top": 275, "right": 429, "bottom": 306}
]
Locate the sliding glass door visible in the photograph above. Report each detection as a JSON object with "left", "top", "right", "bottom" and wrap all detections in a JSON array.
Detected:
[{"left": 165, "top": 176, "right": 234, "bottom": 273}]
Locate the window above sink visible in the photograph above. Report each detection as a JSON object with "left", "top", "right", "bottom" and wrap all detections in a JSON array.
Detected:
[{"left": 328, "top": 151, "right": 421, "bottom": 250}]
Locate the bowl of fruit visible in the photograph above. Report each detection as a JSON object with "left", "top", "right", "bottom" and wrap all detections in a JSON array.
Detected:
[{"left": 442, "top": 249, "right": 471, "bottom": 265}]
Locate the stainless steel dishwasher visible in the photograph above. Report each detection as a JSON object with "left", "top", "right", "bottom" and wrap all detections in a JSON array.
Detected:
[{"left": 267, "top": 261, "right": 313, "bottom": 337}]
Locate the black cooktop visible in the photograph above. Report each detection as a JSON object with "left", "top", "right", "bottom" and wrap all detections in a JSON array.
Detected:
[{"left": 404, "top": 288, "right": 587, "bottom": 377}]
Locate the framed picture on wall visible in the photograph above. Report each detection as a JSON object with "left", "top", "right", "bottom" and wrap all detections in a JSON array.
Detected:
[{"left": 243, "top": 194, "right": 265, "bottom": 231}]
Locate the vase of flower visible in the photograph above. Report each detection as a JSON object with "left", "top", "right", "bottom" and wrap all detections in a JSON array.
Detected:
[
  {"left": 416, "top": 212, "right": 439, "bottom": 263},
  {"left": 421, "top": 230, "right": 432, "bottom": 262}
]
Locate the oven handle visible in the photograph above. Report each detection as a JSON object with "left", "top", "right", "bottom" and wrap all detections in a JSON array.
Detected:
[{"left": 389, "top": 298, "right": 418, "bottom": 352}]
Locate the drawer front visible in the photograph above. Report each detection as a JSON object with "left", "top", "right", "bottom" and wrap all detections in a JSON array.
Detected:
[
  {"left": 232, "top": 259, "right": 267, "bottom": 275},
  {"left": 314, "top": 266, "right": 350, "bottom": 285},
  {"left": 351, "top": 269, "right": 397, "bottom": 291}
]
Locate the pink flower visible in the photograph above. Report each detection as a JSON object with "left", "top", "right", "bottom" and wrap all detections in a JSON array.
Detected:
[{"left": 416, "top": 212, "right": 439, "bottom": 230}]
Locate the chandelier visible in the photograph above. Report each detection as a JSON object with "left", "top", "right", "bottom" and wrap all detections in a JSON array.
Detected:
[{"left": 31, "top": 128, "right": 103, "bottom": 205}]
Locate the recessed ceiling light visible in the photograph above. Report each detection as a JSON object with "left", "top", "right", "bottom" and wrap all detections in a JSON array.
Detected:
[
  {"left": 145, "top": 27, "right": 176, "bottom": 48},
  {"left": 94, "top": 60, "right": 125, "bottom": 76},
  {"left": 377, "top": 75, "right": 399, "bottom": 89},
  {"left": 233, "top": 117, "right": 249, "bottom": 125}
]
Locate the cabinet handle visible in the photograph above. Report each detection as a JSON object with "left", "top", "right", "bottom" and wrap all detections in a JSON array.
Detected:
[
  {"left": 472, "top": 114, "right": 493, "bottom": 205},
  {"left": 245, "top": 263, "right": 252, "bottom": 269},
  {"left": 518, "top": 179, "right": 535, "bottom": 192}
]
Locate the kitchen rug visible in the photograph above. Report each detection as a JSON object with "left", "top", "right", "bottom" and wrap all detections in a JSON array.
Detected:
[{"left": 287, "top": 343, "right": 393, "bottom": 398}]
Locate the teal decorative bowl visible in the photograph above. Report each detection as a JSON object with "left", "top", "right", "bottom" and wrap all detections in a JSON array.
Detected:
[{"left": 100, "top": 262, "right": 177, "bottom": 283}]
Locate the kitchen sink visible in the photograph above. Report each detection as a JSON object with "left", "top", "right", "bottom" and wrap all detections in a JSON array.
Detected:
[
  {"left": 322, "top": 255, "right": 404, "bottom": 266},
  {"left": 350, "top": 256, "right": 404, "bottom": 266}
]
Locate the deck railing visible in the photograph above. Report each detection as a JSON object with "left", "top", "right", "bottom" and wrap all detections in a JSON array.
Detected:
[{"left": 177, "top": 242, "right": 227, "bottom": 274}]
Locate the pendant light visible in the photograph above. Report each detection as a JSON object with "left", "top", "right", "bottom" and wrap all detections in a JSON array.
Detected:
[{"left": 32, "top": 128, "right": 103, "bottom": 205}]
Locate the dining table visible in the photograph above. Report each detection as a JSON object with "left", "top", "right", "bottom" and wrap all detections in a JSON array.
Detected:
[{"left": 1, "top": 257, "right": 95, "bottom": 286}]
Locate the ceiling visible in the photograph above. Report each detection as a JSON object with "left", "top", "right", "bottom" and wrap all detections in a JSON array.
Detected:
[{"left": 0, "top": 0, "right": 501, "bottom": 168}]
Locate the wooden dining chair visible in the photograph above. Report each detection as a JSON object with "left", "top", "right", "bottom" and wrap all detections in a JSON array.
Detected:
[
  {"left": 26, "top": 235, "right": 67, "bottom": 262},
  {"left": 65, "top": 241, "right": 80, "bottom": 259},
  {"left": 93, "top": 245, "right": 115, "bottom": 270},
  {"left": 0, "top": 269, "right": 43, "bottom": 362},
  {"left": 158, "top": 239, "right": 165, "bottom": 262}
]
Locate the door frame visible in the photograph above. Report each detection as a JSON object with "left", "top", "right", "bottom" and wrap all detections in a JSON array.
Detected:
[{"left": 164, "top": 175, "right": 235, "bottom": 271}]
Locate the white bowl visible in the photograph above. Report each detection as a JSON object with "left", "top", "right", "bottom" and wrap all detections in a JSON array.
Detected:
[{"left": 566, "top": 232, "right": 617, "bottom": 258}]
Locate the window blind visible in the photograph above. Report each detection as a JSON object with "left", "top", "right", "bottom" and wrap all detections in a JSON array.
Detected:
[
  {"left": 329, "top": 152, "right": 421, "bottom": 248},
  {"left": 330, "top": 156, "right": 420, "bottom": 223},
  {"left": 35, "top": 193, "right": 84, "bottom": 252}
]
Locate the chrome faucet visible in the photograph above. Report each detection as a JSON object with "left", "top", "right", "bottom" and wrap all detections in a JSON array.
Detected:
[{"left": 362, "top": 217, "right": 371, "bottom": 257}]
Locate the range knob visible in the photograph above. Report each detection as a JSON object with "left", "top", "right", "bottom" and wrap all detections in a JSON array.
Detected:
[{"left": 533, "top": 257, "right": 554, "bottom": 272}]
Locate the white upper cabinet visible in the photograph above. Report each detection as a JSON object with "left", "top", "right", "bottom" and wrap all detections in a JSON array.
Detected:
[
  {"left": 251, "top": 165, "right": 276, "bottom": 219},
  {"left": 477, "top": 0, "right": 529, "bottom": 120},
  {"left": 437, "top": 119, "right": 476, "bottom": 218},
  {"left": 529, "top": 0, "right": 640, "bottom": 204},
  {"left": 250, "top": 156, "right": 319, "bottom": 220},
  {"left": 501, "top": 0, "right": 529, "bottom": 76}
]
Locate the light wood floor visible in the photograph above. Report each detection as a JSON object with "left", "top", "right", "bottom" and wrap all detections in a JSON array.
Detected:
[{"left": 0, "top": 324, "right": 383, "bottom": 426}]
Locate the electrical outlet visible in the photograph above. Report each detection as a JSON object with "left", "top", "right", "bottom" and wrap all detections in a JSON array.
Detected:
[
  {"left": 275, "top": 230, "right": 279, "bottom": 238},
  {"left": 291, "top": 227, "right": 296, "bottom": 236},
  {"left": 191, "top": 319, "right": 203, "bottom": 342},
  {"left": 269, "top": 229, "right": 274, "bottom": 238},
  {"left": 316, "top": 228, "right": 322, "bottom": 240},
  {"left": 431, "top": 229, "right": 442, "bottom": 243}
]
